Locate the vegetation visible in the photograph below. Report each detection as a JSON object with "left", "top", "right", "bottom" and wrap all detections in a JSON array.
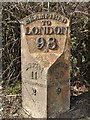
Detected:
[{"left": 3, "top": 81, "right": 21, "bottom": 95}]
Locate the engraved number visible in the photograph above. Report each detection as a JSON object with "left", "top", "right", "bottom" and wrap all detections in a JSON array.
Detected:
[
  {"left": 47, "top": 38, "right": 57, "bottom": 50},
  {"left": 32, "top": 88, "right": 37, "bottom": 96},
  {"left": 56, "top": 88, "right": 61, "bottom": 95},
  {"left": 31, "top": 71, "right": 37, "bottom": 80},
  {"left": 36, "top": 37, "right": 57, "bottom": 50},
  {"left": 36, "top": 38, "right": 45, "bottom": 49}
]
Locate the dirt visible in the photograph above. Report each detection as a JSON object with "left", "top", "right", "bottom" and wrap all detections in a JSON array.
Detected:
[
  {"left": 2, "top": 90, "right": 90, "bottom": 119},
  {"left": 56, "top": 90, "right": 90, "bottom": 119}
]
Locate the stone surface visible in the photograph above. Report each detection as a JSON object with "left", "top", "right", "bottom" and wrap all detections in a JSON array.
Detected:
[{"left": 21, "top": 12, "right": 70, "bottom": 118}]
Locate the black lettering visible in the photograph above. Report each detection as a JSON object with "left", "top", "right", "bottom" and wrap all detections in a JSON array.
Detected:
[
  {"left": 47, "top": 38, "right": 57, "bottom": 50},
  {"left": 26, "top": 26, "right": 67, "bottom": 35},
  {"left": 32, "top": 27, "right": 40, "bottom": 35},
  {"left": 47, "top": 21, "right": 52, "bottom": 26},
  {"left": 25, "top": 13, "right": 68, "bottom": 24},
  {"left": 40, "top": 27, "right": 46, "bottom": 34},
  {"left": 53, "top": 14, "right": 59, "bottom": 21},
  {"left": 36, "top": 38, "right": 45, "bottom": 49},
  {"left": 42, "top": 21, "right": 46, "bottom": 26},
  {"left": 32, "top": 88, "right": 37, "bottom": 96},
  {"left": 48, "top": 27, "right": 54, "bottom": 35},
  {"left": 55, "top": 27, "right": 61, "bottom": 34},
  {"left": 45, "top": 13, "right": 50, "bottom": 19},
  {"left": 56, "top": 88, "right": 61, "bottom": 95}
]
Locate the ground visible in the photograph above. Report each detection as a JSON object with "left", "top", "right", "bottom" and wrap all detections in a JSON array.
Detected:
[
  {"left": 57, "top": 91, "right": 90, "bottom": 119},
  {"left": 1, "top": 84, "right": 90, "bottom": 119}
]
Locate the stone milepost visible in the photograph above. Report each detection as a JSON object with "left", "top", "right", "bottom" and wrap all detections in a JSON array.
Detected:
[{"left": 21, "top": 12, "right": 70, "bottom": 118}]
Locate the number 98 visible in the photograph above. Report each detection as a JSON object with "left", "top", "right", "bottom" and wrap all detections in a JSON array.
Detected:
[{"left": 36, "top": 37, "right": 57, "bottom": 50}]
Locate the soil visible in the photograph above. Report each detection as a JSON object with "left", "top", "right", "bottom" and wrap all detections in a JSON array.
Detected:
[
  {"left": 2, "top": 88, "right": 90, "bottom": 119},
  {"left": 57, "top": 90, "right": 90, "bottom": 119}
]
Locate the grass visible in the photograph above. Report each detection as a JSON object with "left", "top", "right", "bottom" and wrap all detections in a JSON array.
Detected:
[{"left": 3, "top": 82, "right": 22, "bottom": 95}]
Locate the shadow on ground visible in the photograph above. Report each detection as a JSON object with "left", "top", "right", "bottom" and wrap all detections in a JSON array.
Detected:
[{"left": 56, "top": 90, "right": 90, "bottom": 119}]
